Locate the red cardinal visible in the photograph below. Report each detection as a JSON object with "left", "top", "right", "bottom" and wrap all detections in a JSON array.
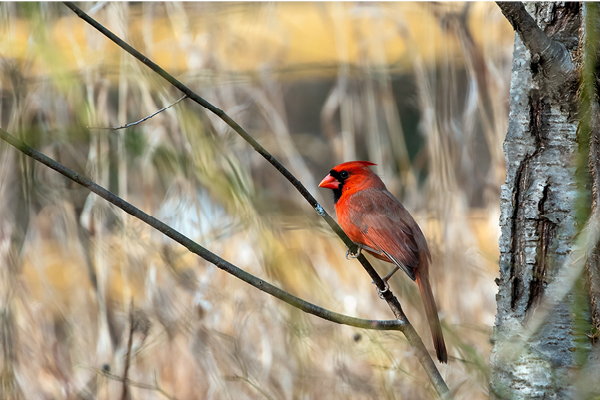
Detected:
[{"left": 319, "top": 161, "right": 447, "bottom": 363}]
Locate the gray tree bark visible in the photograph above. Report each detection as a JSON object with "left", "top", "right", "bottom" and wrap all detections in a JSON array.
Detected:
[{"left": 491, "top": 2, "right": 600, "bottom": 399}]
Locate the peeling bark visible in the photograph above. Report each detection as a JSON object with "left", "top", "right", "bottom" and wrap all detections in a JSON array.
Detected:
[
  {"left": 491, "top": 3, "right": 595, "bottom": 399},
  {"left": 497, "top": 2, "right": 576, "bottom": 81}
]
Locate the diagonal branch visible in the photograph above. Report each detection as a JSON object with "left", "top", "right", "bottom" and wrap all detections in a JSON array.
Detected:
[
  {"left": 0, "top": 125, "right": 448, "bottom": 397},
  {"left": 61, "top": 1, "right": 404, "bottom": 323},
  {"left": 62, "top": 1, "right": 387, "bottom": 298},
  {"left": 496, "top": 2, "right": 575, "bottom": 79},
  {"left": 60, "top": 3, "right": 452, "bottom": 397},
  {"left": 0, "top": 126, "right": 401, "bottom": 333}
]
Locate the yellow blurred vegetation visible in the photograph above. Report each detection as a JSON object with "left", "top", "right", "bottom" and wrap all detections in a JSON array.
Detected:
[{"left": 0, "top": 2, "right": 513, "bottom": 399}]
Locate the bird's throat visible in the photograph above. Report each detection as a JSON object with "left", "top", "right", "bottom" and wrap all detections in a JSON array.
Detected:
[{"left": 332, "top": 187, "right": 343, "bottom": 204}]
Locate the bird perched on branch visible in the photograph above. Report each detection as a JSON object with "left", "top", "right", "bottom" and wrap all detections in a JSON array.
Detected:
[{"left": 319, "top": 161, "right": 447, "bottom": 363}]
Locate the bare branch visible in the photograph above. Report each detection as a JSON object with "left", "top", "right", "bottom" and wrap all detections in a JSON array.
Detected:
[
  {"left": 88, "top": 95, "right": 187, "bottom": 130},
  {"left": 496, "top": 2, "right": 575, "bottom": 78},
  {"left": 58, "top": 3, "right": 452, "bottom": 397},
  {"left": 0, "top": 88, "right": 450, "bottom": 400},
  {"left": 61, "top": 1, "right": 389, "bottom": 300},
  {"left": 60, "top": 0, "right": 403, "bottom": 315},
  {"left": 0, "top": 126, "right": 404, "bottom": 333}
]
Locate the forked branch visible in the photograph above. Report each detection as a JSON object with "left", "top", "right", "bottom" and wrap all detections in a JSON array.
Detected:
[
  {"left": 496, "top": 2, "right": 575, "bottom": 79},
  {"left": 54, "top": 3, "right": 450, "bottom": 397},
  {"left": 0, "top": 125, "right": 448, "bottom": 397},
  {"left": 0, "top": 127, "right": 402, "bottom": 333},
  {"left": 61, "top": 0, "right": 407, "bottom": 327}
]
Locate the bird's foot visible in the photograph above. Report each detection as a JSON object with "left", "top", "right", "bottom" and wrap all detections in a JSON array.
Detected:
[
  {"left": 346, "top": 246, "right": 362, "bottom": 260},
  {"left": 375, "top": 280, "right": 390, "bottom": 299}
]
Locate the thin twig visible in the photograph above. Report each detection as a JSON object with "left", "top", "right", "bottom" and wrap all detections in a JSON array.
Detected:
[
  {"left": 121, "top": 300, "right": 135, "bottom": 400},
  {"left": 61, "top": 3, "right": 450, "bottom": 397},
  {"left": 88, "top": 95, "right": 187, "bottom": 130},
  {"left": 93, "top": 368, "right": 178, "bottom": 400}
]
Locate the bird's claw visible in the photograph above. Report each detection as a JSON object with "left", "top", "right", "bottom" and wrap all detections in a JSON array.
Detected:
[
  {"left": 346, "top": 246, "right": 362, "bottom": 260},
  {"left": 373, "top": 280, "right": 390, "bottom": 299}
]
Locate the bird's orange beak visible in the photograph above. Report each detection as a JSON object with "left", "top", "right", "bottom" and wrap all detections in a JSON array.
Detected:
[{"left": 319, "top": 174, "right": 339, "bottom": 189}]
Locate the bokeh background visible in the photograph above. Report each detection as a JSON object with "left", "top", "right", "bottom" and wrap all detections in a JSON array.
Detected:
[{"left": 0, "top": 2, "right": 514, "bottom": 399}]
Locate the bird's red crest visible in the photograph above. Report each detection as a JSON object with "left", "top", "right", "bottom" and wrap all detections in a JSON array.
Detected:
[{"left": 330, "top": 161, "right": 377, "bottom": 173}]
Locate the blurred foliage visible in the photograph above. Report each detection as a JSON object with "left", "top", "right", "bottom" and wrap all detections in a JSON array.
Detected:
[{"left": 0, "top": 2, "right": 513, "bottom": 399}]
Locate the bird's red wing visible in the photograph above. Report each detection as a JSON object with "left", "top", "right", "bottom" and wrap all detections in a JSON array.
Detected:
[{"left": 347, "top": 189, "right": 428, "bottom": 281}]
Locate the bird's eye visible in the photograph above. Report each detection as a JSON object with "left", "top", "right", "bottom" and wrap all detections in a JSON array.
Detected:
[{"left": 340, "top": 171, "right": 349, "bottom": 179}]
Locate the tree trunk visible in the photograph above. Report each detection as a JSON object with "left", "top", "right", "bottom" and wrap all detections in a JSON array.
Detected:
[{"left": 491, "top": 2, "right": 600, "bottom": 399}]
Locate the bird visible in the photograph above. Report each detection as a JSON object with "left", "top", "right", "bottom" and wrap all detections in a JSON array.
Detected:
[{"left": 319, "top": 161, "right": 447, "bottom": 363}]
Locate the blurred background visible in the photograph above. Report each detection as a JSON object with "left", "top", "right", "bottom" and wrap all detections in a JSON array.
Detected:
[{"left": 0, "top": 2, "right": 513, "bottom": 399}]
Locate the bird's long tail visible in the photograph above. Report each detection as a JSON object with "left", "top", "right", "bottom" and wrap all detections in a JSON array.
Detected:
[{"left": 415, "top": 263, "right": 447, "bottom": 363}]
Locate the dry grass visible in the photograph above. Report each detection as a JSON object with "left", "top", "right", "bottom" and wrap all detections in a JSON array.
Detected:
[{"left": 0, "top": 2, "right": 513, "bottom": 399}]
